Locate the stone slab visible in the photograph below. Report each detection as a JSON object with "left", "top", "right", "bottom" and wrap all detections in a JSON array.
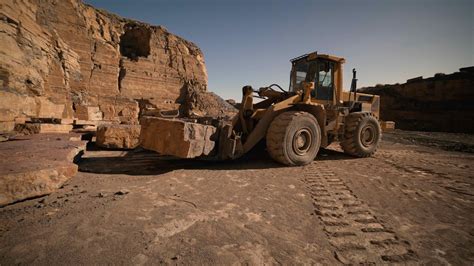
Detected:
[
  {"left": 39, "top": 124, "right": 73, "bottom": 133},
  {"left": 140, "top": 117, "right": 216, "bottom": 158},
  {"left": 96, "top": 124, "right": 141, "bottom": 149},
  {"left": 74, "top": 120, "right": 116, "bottom": 126},
  {"left": 0, "top": 133, "right": 87, "bottom": 206},
  {"left": 75, "top": 120, "right": 98, "bottom": 126},
  {"left": 60, "top": 118, "right": 75, "bottom": 125},
  {"left": 14, "top": 123, "right": 73, "bottom": 134}
]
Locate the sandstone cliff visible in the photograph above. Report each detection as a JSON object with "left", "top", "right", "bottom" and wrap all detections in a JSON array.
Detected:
[
  {"left": 0, "top": 0, "right": 207, "bottom": 129},
  {"left": 359, "top": 67, "right": 474, "bottom": 133}
]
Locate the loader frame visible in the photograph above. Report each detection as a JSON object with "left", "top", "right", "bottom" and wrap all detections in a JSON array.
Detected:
[{"left": 217, "top": 51, "right": 380, "bottom": 160}]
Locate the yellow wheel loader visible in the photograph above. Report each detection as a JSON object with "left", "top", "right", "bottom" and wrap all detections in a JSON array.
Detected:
[{"left": 140, "top": 51, "right": 382, "bottom": 166}]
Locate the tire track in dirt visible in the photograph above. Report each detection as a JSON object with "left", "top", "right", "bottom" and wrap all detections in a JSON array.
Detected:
[
  {"left": 377, "top": 151, "right": 474, "bottom": 197},
  {"left": 303, "top": 162, "right": 418, "bottom": 264}
]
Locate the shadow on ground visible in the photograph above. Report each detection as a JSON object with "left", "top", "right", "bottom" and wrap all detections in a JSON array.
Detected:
[{"left": 78, "top": 142, "right": 356, "bottom": 176}]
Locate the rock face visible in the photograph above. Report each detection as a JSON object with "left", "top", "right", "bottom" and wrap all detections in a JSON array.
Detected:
[
  {"left": 0, "top": 133, "right": 86, "bottom": 206},
  {"left": 96, "top": 124, "right": 140, "bottom": 149},
  {"left": 0, "top": 0, "right": 207, "bottom": 128},
  {"left": 359, "top": 67, "right": 474, "bottom": 133},
  {"left": 140, "top": 117, "right": 217, "bottom": 158}
]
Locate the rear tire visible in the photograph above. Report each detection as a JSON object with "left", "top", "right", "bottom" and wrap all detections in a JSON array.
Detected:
[
  {"left": 340, "top": 112, "right": 381, "bottom": 157},
  {"left": 266, "top": 111, "right": 321, "bottom": 166}
]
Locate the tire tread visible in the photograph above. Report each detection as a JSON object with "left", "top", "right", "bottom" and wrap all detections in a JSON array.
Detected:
[
  {"left": 340, "top": 112, "right": 381, "bottom": 157},
  {"left": 267, "top": 111, "right": 318, "bottom": 165}
]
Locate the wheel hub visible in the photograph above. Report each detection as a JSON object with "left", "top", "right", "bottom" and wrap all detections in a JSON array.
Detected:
[
  {"left": 360, "top": 125, "right": 376, "bottom": 147},
  {"left": 293, "top": 128, "right": 312, "bottom": 155}
]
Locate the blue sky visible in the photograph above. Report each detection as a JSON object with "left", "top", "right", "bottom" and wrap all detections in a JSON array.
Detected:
[{"left": 87, "top": 0, "right": 473, "bottom": 100}]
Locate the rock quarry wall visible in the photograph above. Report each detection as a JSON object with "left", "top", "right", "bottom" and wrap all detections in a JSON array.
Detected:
[
  {"left": 0, "top": 0, "right": 208, "bottom": 130},
  {"left": 359, "top": 67, "right": 474, "bottom": 133}
]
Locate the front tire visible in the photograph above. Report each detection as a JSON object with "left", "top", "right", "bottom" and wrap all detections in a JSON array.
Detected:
[
  {"left": 340, "top": 112, "right": 381, "bottom": 157},
  {"left": 266, "top": 111, "right": 321, "bottom": 166}
]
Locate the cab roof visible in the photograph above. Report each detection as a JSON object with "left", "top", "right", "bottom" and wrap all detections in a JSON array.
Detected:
[{"left": 290, "top": 51, "right": 345, "bottom": 64}]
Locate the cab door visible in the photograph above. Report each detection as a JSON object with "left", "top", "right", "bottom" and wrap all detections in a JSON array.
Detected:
[{"left": 314, "top": 60, "right": 334, "bottom": 102}]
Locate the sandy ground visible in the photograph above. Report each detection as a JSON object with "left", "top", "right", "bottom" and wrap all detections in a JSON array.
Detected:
[{"left": 0, "top": 131, "right": 473, "bottom": 264}]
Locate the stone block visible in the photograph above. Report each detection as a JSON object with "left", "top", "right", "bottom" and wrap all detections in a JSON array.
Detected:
[
  {"left": 99, "top": 97, "right": 139, "bottom": 124},
  {"left": 381, "top": 121, "right": 395, "bottom": 132},
  {"left": 0, "top": 92, "right": 37, "bottom": 119},
  {"left": 60, "top": 118, "right": 75, "bottom": 125},
  {"left": 75, "top": 105, "right": 103, "bottom": 121},
  {"left": 75, "top": 120, "right": 98, "bottom": 126},
  {"left": 37, "top": 97, "right": 66, "bottom": 118},
  {"left": 14, "top": 117, "right": 30, "bottom": 124},
  {"left": 96, "top": 124, "right": 141, "bottom": 149},
  {"left": 0, "top": 109, "right": 16, "bottom": 122},
  {"left": 0, "top": 122, "right": 15, "bottom": 132},
  {"left": 140, "top": 117, "right": 216, "bottom": 158},
  {"left": 14, "top": 123, "right": 73, "bottom": 134},
  {"left": 75, "top": 125, "right": 97, "bottom": 132},
  {"left": 39, "top": 124, "right": 73, "bottom": 133}
]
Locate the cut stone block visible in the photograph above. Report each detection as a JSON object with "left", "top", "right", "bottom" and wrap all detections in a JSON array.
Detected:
[
  {"left": 96, "top": 124, "right": 141, "bottom": 149},
  {"left": 75, "top": 106, "right": 103, "bottom": 121},
  {"left": 14, "top": 123, "right": 73, "bottom": 134},
  {"left": 0, "top": 121, "right": 15, "bottom": 132},
  {"left": 36, "top": 97, "right": 66, "bottom": 119},
  {"left": 0, "top": 109, "right": 16, "bottom": 122},
  {"left": 381, "top": 121, "right": 395, "bottom": 132},
  {"left": 60, "top": 118, "right": 75, "bottom": 125},
  {"left": 14, "top": 117, "right": 30, "bottom": 124},
  {"left": 75, "top": 120, "right": 98, "bottom": 126},
  {"left": 140, "top": 117, "right": 216, "bottom": 158},
  {"left": 39, "top": 124, "right": 73, "bottom": 133},
  {"left": 99, "top": 97, "right": 139, "bottom": 124}
]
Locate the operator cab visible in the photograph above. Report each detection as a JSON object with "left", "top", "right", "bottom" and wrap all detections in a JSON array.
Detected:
[{"left": 289, "top": 52, "right": 345, "bottom": 103}]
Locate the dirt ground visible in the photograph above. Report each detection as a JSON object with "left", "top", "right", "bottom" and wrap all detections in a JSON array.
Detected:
[{"left": 0, "top": 130, "right": 473, "bottom": 264}]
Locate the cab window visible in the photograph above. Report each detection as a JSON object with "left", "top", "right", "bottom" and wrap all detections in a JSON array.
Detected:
[
  {"left": 314, "top": 61, "right": 334, "bottom": 101},
  {"left": 295, "top": 61, "right": 309, "bottom": 85},
  {"left": 318, "top": 66, "right": 332, "bottom": 87}
]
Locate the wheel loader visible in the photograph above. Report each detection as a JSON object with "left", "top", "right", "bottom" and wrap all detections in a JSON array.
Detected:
[{"left": 140, "top": 51, "right": 382, "bottom": 166}]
